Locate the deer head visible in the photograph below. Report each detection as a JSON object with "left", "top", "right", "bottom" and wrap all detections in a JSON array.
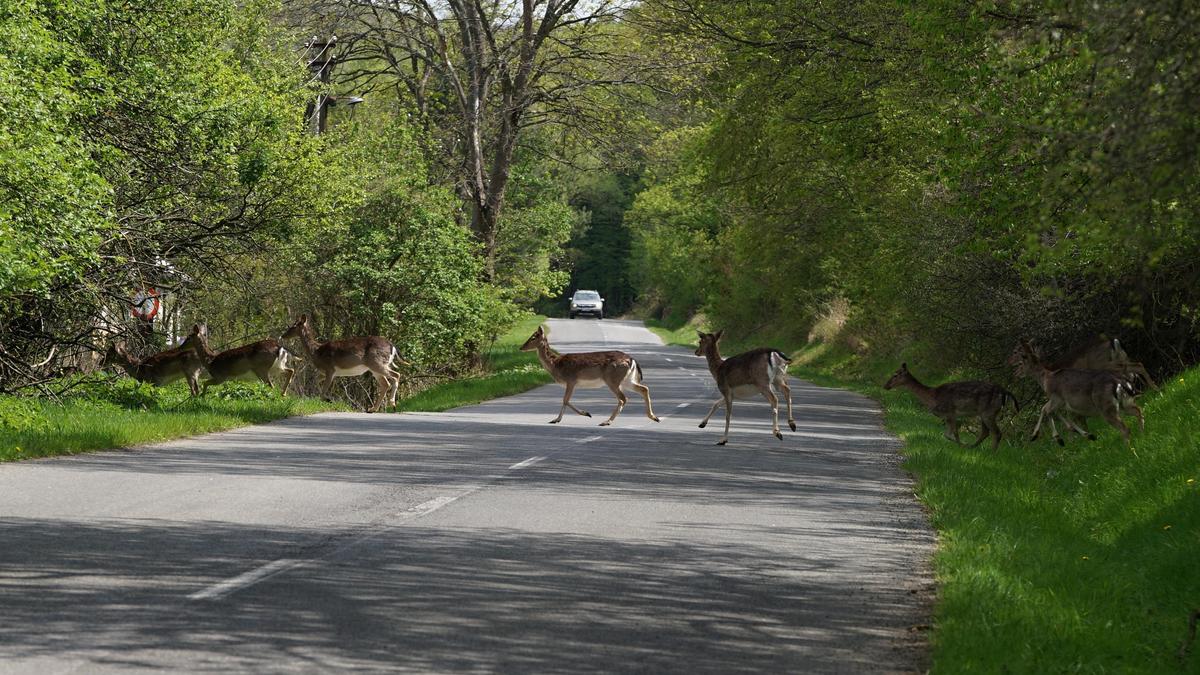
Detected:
[
  {"left": 694, "top": 330, "right": 724, "bottom": 358},
  {"left": 883, "top": 363, "right": 911, "bottom": 390},
  {"left": 281, "top": 314, "right": 310, "bottom": 341},
  {"left": 520, "top": 325, "right": 547, "bottom": 352}
]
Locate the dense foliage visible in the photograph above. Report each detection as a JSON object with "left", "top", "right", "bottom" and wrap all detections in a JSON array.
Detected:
[{"left": 627, "top": 0, "right": 1200, "bottom": 379}]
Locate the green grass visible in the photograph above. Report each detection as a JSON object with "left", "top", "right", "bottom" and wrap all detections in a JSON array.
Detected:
[
  {"left": 0, "top": 379, "right": 341, "bottom": 461},
  {"left": 788, "top": 342, "right": 1200, "bottom": 674},
  {"left": 645, "top": 314, "right": 706, "bottom": 349},
  {"left": 391, "top": 314, "right": 552, "bottom": 412},
  {"left": 0, "top": 315, "right": 553, "bottom": 460}
]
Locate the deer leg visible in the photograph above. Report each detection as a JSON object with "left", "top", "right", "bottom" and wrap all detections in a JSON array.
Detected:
[
  {"left": 1122, "top": 398, "right": 1144, "bottom": 432},
  {"left": 254, "top": 368, "right": 274, "bottom": 390},
  {"left": 699, "top": 398, "right": 723, "bottom": 429},
  {"left": 943, "top": 417, "right": 962, "bottom": 445},
  {"left": 1030, "top": 402, "right": 1054, "bottom": 441},
  {"left": 969, "top": 416, "right": 991, "bottom": 448},
  {"left": 1102, "top": 409, "right": 1132, "bottom": 445},
  {"left": 278, "top": 367, "right": 295, "bottom": 397},
  {"left": 717, "top": 393, "right": 733, "bottom": 446},
  {"left": 1046, "top": 413, "right": 1065, "bottom": 446},
  {"left": 758, "top": 384, "right": 782, "bottom": 440},
  {"left": 599, "top": 380, "right": 627, "bottom": 426},
  {"left": 985, "top": 415, "right": 1002, "bottom": 450},
  {"left": 777, "top": 377, "right": 796, "bottom": 432},
  {"left": 1057, "top": 413, "right": 1094, "bottom": 440},
  {"left": 552, "top": 382, "right": 585, "bottom": 423},
  {"left": 320, "top": 372, "right": 336, "bottom": 402},
  {"left": 629, "top": 367, "right": 660, "bottom": 422}
]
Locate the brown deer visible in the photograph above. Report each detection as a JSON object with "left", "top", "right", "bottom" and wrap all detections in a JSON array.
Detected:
[
  {"left": 883, "top": 363, "right": 1018, "bottom": 450},
  {"left": 694, "top": 330, "right": 796, "bottom": 446},
  {"left": 188, "top": 324, "right": 297, "bottom": 396},
  {"left": 102, "top": 332, "right": 207, "bottom": 396},
  {"left": 1044, "top": 335, "right": 1157, "bottom": 390},
  {"left": 1009, "top": 340, "right": 1144, "bottom": 446},
  {"left": 281, "top": 314, "right": 404, "bottom": 413},
  {"left": 519, "top": 325, "right": 660, "bottom": 425}
]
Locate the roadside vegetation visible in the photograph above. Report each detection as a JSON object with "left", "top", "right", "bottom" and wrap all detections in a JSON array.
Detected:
[
  {"left": 652, "top": 314, "right": 1200, "bottom": 673},
  {"left": 0, "top": 315, "right": 551, "bottom": 460},
  {"left": 393, "top": 315, "right": 552, "bottom": 413}
]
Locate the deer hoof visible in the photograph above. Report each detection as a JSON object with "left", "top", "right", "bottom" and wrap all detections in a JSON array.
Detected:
[
  {"left": 549, "top": 419, "right": 561, "bottom": 424},
  {"left": 582, "top": 412, "right": 592, "bottom": 417},
  {"left": 698, "top": 422, "right": 707, "bottom": 429},
  {"left": 774, "top": 431, "right": 783, "bottom": 440},
  {"left": 788, "top": 420, "right": 797, "bottom": 432},
  {"left": 599, "top": 421, "right": 611, "bottom": 427},
  {"left": 716, "top": 440, "right": 727, "bottom": 446},
  {"left": 1086, "top": 433, "right": 1097, "bottom": 441},
  {"left": 1056, "top": 437, "right": 1065, "bottom": 447},
  {"left": 650, "top": 416, "right": 661, "bottom": 422}
]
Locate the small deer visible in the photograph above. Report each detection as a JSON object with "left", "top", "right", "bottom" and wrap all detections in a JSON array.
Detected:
[
  {"left": 520, "top": 325, "right": 660, "bottom": 425},
  {"left": 281, "top": 314, "right": 404, "bottom": 413},
  {"left": 1045, "top": 335, "right": 1157, "bottom": 390},
  {"left": 188, "top": 324, "right": 297, "bottom": 396},
  {"left": 883, "top": 363, "right": 1018, "bottom": 450},
  {"left": 102, "top": 332, "right": 207, "bottom": 396},
  {"left": 694, "top": 330, "right": 796, "bottom": 445},
  {"left": 1009, "top": 340, "right": 1144, "bottom": 446}
]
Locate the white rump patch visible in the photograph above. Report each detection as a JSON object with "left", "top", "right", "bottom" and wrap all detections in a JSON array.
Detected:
[{"left": 333, "top": 365, "right": 370, "bottom": 377}]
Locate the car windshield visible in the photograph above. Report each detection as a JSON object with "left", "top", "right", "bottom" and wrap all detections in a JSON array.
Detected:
[{"left": 574, "top": 292, "right": 600, "bottom": 301}]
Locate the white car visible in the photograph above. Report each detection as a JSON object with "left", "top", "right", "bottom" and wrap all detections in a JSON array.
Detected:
[{"left": 568, "top": 290, "right": 604, "bottom": 319}]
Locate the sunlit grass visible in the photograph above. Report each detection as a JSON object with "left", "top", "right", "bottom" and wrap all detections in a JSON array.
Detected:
[
  {"left": 0, "top": 380, "right": 341, "bottom": 461},
  {"left": 391, "top": 314, "right": 551, "bottom": 413},
  {"left": 791, "top": 347, "right": 1200, "bottom": 674}
]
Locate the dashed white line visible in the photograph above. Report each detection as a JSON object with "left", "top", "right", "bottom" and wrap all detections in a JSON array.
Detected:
[
  {"left": 675, "top": 402, "right": 691, "bottom": 409},
  {"left": 575, "top": 434, "right": 604, "bottom": 444},
  {"left": 509, "top": 455, "right": 546, "bottom": 470},
  {"left": 188, "top": 558, "right": 302, "bottom": 601}
]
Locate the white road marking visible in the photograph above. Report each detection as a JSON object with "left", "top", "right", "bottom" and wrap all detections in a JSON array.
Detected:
[
  {"left": 575, "top": 434, "right": 603, "bottom": 444},
  {"left": 675, "top": 402, "right": 691, "bottom": 409},
  {"left": 188, "top": 558, "right": 302, "bottom": 601},
  {"left": 509, "top": 455, "right": 546, "bottom": 470},
  {"left": 665, "top": 357, "right": 674, "bottom": 362}
]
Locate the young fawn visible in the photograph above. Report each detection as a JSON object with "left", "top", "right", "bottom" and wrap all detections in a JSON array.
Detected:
[
  {"left": 1009, "top": 340, "right": 1143, "bottom": 446},
  {"left": 520, "top": 325, "right": 660, "bottom": 426},
  {"left": 1045, "top": 335, "right": 1157, "bottom": 390},
  {"left": 103, "top": 332, "right": 208, "bottom": 396},
  {"left": 694, "top": 330, "right": 796, "bottom": 445},
  {"left": 884, "top": 363, "right": 1018, "bottom": 450},
  {"left": 188, "top": 324, "right": 297, "bottom": 396},
  {"left": 281, "top": 314, "right": 405, "bottom": 413}
]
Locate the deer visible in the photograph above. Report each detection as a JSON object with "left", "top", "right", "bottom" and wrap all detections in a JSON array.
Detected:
[
  {"left": 187, "top": 324, "right": 298, "bottom": 396},
  {"left": 883, "top": 363, "right": 1019, "bottom": 450},
  {"left": 694, "top": 330, "right": 796, "bottom": 446},
  {"left": 281, "top": 314, "right": 404, "bottom": 413},
  {"left": 1009, "top": 339, "right": 1144, "bottom": 446},
  {"left": 519, "top": 324, "right": 660, "bottom": 426},
  {"left": 102, "top": 331, "right": 207, "bottom": 396},
  {"left": 1040, "top": 335, "right": 1158, "bottom": 390}
]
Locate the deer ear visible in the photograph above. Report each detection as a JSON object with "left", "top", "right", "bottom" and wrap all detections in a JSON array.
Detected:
[
  {"left": 714, "top": 329, "right": 724, "bottom": 341},
  {"left": 901, "top": 362, "right": 907, "bottom": 370}
]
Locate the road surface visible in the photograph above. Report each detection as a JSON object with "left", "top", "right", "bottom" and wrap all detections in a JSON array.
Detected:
[{"left": 0, "top": 319, "right": 933, "bottom": 673}]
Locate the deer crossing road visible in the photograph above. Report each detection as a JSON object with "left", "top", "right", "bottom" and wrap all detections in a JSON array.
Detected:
[{"left": 0, "top": 319, "right": 933, "bottom": 674}]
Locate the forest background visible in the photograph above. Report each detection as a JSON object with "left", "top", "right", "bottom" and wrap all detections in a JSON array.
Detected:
[{"left": 2, "top": 0, "right": 1197, "bottom": 396}]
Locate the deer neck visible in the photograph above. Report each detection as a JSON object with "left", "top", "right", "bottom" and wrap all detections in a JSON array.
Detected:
[
  {"left": 296, "top": 324, "right": 324, "bottom": 359},
  {"left": 193, "top": 337, "right": 218, "bottom": 364},
  {"left": 896, "top": 373, "right": 937, "bottom": 408},
  {"left": 701, "top": 347, "right": 725, "bottom": 378},
  {"left": 534, "top": 340, "right": 561, "bottom": 373}
]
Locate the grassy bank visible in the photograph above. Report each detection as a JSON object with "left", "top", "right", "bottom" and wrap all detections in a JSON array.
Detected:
[
  {"left": 646, "top": 315, "right": 1200, "bottom": 673},
  {"left": 0, "top": 380, "right": 341, "bottom": 462},
  {"left": 0, "top": 315, "right": 552, "bottom": 461},
  {"left": 392, "top": 314, "right": 551, "bottom": 412}
]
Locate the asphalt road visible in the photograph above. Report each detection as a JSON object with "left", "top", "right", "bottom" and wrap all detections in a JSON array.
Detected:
[{"left": 0, "top": 319, "right": 933, "bottom": 673}]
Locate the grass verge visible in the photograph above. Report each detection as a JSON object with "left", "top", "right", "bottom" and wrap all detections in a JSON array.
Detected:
[
  {"left": 791, "top": 342, "right": 1200, "bottom": 674},
  {"left": 0, "top": 315, "right": 553, "bottom": 460},
  {"left": 392, "top": 314, "right": 552, "bottom": 412},
  {"left": 0, "top": 380, "right": 341, "bottom": 462}
]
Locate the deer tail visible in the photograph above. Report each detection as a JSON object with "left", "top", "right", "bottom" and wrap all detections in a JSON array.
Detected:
[{"left": 634, "top": 359, "right": 644, "bottom": 383}]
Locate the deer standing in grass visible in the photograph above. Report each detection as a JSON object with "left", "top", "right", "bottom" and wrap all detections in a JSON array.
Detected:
[
  {"left": 694, "top": 330, "right": 796, "bottom": 445},
  {"left": 282, "top": 314, "right": 404, "bottom": 413},
  {"left": 103, "top": 332, "right": 207, "bottom": 396},
  {"left": 187, "top": 324, "right": 297, "bottom": 396},
  {"left": 883, "top": 363, "right": 1018, "bottom": 450},
  {"left": 520, "top": 325, "right": 660, "bottom": 426},
  {"left": 1009, "top": 340, "right": 1144, "bottom": 446}
]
